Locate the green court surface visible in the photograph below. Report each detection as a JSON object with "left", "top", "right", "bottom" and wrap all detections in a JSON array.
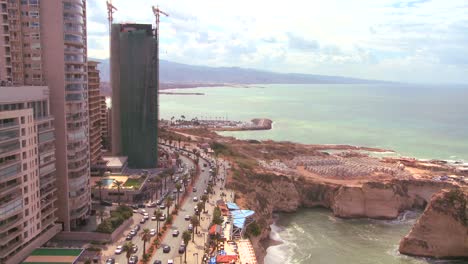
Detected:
[{"left": 22, "top": 248, "right": 83, "bottom": 264}]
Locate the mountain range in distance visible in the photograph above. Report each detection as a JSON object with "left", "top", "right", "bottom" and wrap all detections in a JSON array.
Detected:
[{"left": 92, "top": 58, "right": 389, "bottom": 92}]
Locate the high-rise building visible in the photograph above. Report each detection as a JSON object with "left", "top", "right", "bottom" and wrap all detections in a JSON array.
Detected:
[
  {"left": 0, "top": 86, "right": 60, "bottom": 264},
  {"left": 111, "top": 23, "right": 158, "bottom": 169},
  {"left": 87, "top": 61, "right": 102, "bottom": 166},
  {"left": 0, "top": 0, "right": 91, "bottom": 231},
  {"left": 99, "top": 95, "right": 110, "bottom": 151}
]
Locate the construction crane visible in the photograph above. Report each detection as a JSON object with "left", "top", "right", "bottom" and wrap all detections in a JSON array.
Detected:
[
  {"left": 152, "top": 5, "right": 169, "bottom": 122},
  {"left": 106, "top": 0, "right": 117, "bottom": 34}
]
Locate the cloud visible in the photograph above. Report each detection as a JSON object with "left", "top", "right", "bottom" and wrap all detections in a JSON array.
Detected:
[
  {"left": 86, "top": 0, "right": 468, "bottom": 84},
  {"left": 287, "top": 33, "right": 319, "bottom": 51}
]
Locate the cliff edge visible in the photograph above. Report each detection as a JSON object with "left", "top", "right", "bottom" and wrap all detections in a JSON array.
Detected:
[{"left": 399, "top": 188, "right": 468, "bottom": 259}]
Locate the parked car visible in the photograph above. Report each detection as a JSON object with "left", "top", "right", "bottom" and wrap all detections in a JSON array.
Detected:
[
  {"left": 134, "top": 225, "right": 140, "bottom": 231},
  {"left": 167, "top": 260, "right": 174, "bottom": 264},
  {"left": 193, "top": 196, "right": 198, "bottom": 202},
  {"left": 130, "top": 230, "right": 137, "bottom": 236},
  {"left": 140, "top": 218, "right": 146, "bottom": 224},
  {"left": 159, "top": 204, "right": 166, "bottom": 210},
  {"left": 159, "top": 213, "right": 166, "bottom": 221},
  {"left": 150, "top": 229, "right": 157, "bottom": 236},
  {"left": 178, "top": 245, "right": 185, "bottom": 254},
  {"left": 126, "top": 235, "right": 132, "bottom": 241},
  {"left": 188, "top": 224, "right": 193, "bottom": 232},
  {"left": 144, "top": 215, "right": 149, "bottom": 220},
  {"left": 156, "top": 199, "right": 162, "bottom": 205},
  {"left": 151, "top": 216, "right": 157, "bottom": 221},
  {"left": 129, "top": 255, "right": 138, "bottom": 264},
  {"left": 105, "top": 258, "right": 115, "bottom": 264},
  {"left": 132, "top": 245, "right": 138, "bottom": 253},
  {"left": 184, "top": 215, "right": 191, "bottom": 221},
  {"left": 153, "top": 261, "right": 162, "bottom": 264},
  {"left": 139, "top": 209, "right": 147, "bottom": 214},
  {"left": 192, "top": 187, "right": 197, "bottom": 192},
  {"left": 172, "top": 230, "right": 179, "bottom": 237},
  {"left": 114, "top": 245, "right": 123, "bottom": 254},
  {"left": 163, "top": 245, "right": 171, "bottom": 253}
]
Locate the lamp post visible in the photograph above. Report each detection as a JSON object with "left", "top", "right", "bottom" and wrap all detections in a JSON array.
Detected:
[{"left": 193, "top": 253, "right": 199, "bottom": 264}]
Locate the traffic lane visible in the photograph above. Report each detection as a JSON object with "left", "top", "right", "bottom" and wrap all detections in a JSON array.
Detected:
[{"left": 151, "top": 156, "right": 211, "bottom": 263}]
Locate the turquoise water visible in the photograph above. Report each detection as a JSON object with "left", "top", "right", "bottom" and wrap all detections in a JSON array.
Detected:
[
  {"left": 160, "top": 84, "right": 468, "bottom": 264},
  {"left": 160, "top": 84, "right": 468, "bottom": 161},
  {"left": 101, "top": 178, "right": 115, "bottom": 186}
]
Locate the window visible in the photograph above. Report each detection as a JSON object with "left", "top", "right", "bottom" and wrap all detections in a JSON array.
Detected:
[
  {"left": 21, "top": 140, "right": 26, "bottom": 147},
  {"left": 31, "top": 33, "right": 40, "bottom": 40},
  {"left": 30, "top": 22, "right": 39, "bottom": 28},
  {"left": 31, "top": 43, "right": 40, "bottom": 50},
  {"left": 21, "top": 116, "right": 25, "bottom": 124},
  {"left": 29, "top": 11, "right": 39, "bottom": 18}
]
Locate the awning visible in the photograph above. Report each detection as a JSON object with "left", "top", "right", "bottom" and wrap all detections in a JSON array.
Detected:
[
  {"left": 231, "top": 210, "right": 255, "bottom": 229},
  {"left": 209, "top": 224, "right": 222, "bottom": 235},
  {"left": 216, "top": 255, "right": 238, "bottom": 263},
  {"left": 226, "top": 202, "right": 240, "bottom": 210}
]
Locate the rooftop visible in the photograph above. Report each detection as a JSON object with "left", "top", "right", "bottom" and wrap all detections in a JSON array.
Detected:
[{"left": 102, "top": 156, "right": 128, "bottom": 169}]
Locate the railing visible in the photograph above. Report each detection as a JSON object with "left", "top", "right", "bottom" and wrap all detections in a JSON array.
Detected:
[{"left": 0, "top": 198, "right": 22, "bottom": 221}]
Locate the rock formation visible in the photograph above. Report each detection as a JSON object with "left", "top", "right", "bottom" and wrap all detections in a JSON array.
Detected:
[{"left": 399, "top": 188, "right": 468, "bottom": 259}]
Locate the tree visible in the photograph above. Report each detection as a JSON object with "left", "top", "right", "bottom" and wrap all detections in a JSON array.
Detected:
[
  {"left": 140, "top": 228, "right": 151, "bottom": 258},
  {"left": 165, "top": 196, "right": 173, "bottom": 217},
  {"left": 94, "top": 181, "right": 103, "bottom": 202},
  {"left": 201, "top": 194, "right": 208, "bottom": 210},
  {"left": 175, "top": 182, "right": 182, "bottom": 206},
  {"left": 197, "top": 202, "right": 204, "bottom": 221},
  {"left": 182, "top": 230, "right": 191, "bottom": 263},
  {"left": 113, "top": 180, "right": 124, "bottom": 205},
  {"left": 212, "top": 207, "right": 223, "bottom": 225},
  {"left": 190, "top": 215, "right": 200, "bottom": 242},
  {"left": 97, "top": 208, "right": 105, "bottom": 223},
  {"left": 153, "top": 209, "right": 163, "bottom": 237},
  {"left": 122, "top": 241, "right": 135, "bottom": 264}
]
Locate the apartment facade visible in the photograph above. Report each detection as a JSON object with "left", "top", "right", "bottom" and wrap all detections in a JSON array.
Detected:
[
  {"left": 87, "top": 60, "right": 102, "bottom": 166},
  {"left": 111, "top": 23, "right": 158, "bottom": 169},
  {"left": 99, "top": 95, "right": 110, "bottom": 151},
  {"left": 0, "top": 0, "right": 91, "bottom": 231},
  {"left": 0, "top": 86, "right": 60, "bottom": 264}
]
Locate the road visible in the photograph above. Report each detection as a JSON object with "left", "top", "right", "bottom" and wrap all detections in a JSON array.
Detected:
[
  {"left": 150, "top": 150, "right": 212, "bottom": 264},
  {"left": 104, "top": 145, "right": 212, "bottom": 264}
]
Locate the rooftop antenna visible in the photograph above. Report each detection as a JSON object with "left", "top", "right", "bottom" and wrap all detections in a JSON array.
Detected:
[{"left": 152, "top": 5, "right": 169, "bottom": 121}]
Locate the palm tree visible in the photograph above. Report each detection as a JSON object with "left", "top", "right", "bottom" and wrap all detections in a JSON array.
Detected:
[
  {"left": 165, "top": 196, "right": 173, "bottom": 217},
  {"left": 190, "top": 215, "right": 200, "bottom": 242},
  {"left": 154, "top": 177, "right": 161, "bottom": 201},
  {"left": 113, "top": 180, "right": 124, "bottom": 205},
  {"left": 97, "top": 208, "right": 105, "bottom": 223},
  {"left": 94, "top": 181, "right": 103, "bottom": 202},
  {"left": 182, "top": 230, "right": 191, "bottom": 263},
  {"left": 154, "top": 209, "right": 163, "bottom": 237},
  {"left": 197, "top": 202, "right": 204, "bottom": 220},
  {"left": 175, "top": 182, "right": 182, "bottom": 206},
  {"left": 122, "top": 241, "right": 135, "bottom": 264},
  {"left": 201, "top": 194, "right": 208, "bottom": 210},
  {"left": 140, "top": 228, "right": 151, "bottom": 258}
]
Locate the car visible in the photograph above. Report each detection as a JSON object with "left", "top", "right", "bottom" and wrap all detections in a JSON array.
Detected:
[
  {"left": 188, "top": 224, "right": 193, "bottom": 232},
  {"left": 184, "top": 215, "right": 191, "bottom": 221},
  {"left": 172, "top": 189, "right": 177, "bottom": 193},
  {"left": 126, "top": 235, "right": 132, "bottom": 241},
  {"left": 105, "top": 258, "right": 116, "bottom": 264},
  {"left": 170, "top": 194, "right": 176, "bottom": 200},
  {"left": 140, "top": 218, "right": 146, "bottom": 224},
  {"left": 150, "top": 229, "right": 157, "bottom": 236},
  {"left": 129, "top": 255, "right": 138, "bottom": 264},
  {"left": 138, "top": 204, "right": 146, "bottom": 208},
  {"left": 159, "top": 204, "right": 165, "bottom": 210},
  {"left": 172, "top": 230, "right": 179, "bottom": 237},
  {"left": 131, "top": 204, "right": 139, "bottom": 210},
  {"left": 167, "top": 260, "right": 174, "bottom": 264},
  {"left": 204, "top": 189, "right": 208, "bottom": 194},
  {"left": 134, "top": 225, "right": 140, "bottom": 231},
  {"left": 163, "top": 245, "right": 171, "bottom": 253},
  {"left": 153, "top": 261, "right": 162, "bottom": 264},
  {"left": 114, "top": 245, "right": 123, "bottom": 254},
  {"left": 100, "top": 200, "right": 113, "bottom": 206},
  {"left": 192, "top": 187, "right": 197, "bottom": 192},
  {"left": 144, "top": 215, "right": 149, "bottom": 220},
  {"left": 159, "top": 214, "right": 166, "bottom": 221},
  {"left": 147, "top": 202, "right": 157, "bottom": 208},
  {"left": 139, "top": 209, "right": 147, "bottom": 214},
  {"left": 132, "top": 245, "right": 138, "bottom": 253},
  {"left": 130, "top": 230, "right": 137, "bottom": 236},
  {"left": 151, "top": 216, "right": 157, "bottom": 221},
  {"left": 156, "top": 199, "right": 162, "bottom": 205},
  {"left": 132, "top": 209, "right": 138, "bottom": 213},
  {"left": 193, "top": 196, "right": 198, "bottom": 202},
  {"left": 178, "top": 245, "right": 185, "bottom": 254}
]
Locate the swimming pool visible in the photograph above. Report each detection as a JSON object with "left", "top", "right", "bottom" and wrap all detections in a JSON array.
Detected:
[{"left": 101, "top": 178, "right": 115, "bottom": 187}]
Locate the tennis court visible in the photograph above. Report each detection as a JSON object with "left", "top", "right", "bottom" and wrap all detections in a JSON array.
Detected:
[{"left": 22, "top": 248, "right": 83, "bottom": 264}]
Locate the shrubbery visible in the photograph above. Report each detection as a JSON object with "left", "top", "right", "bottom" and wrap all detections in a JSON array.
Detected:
[{"left": 96, "top": 205, "right": 133, "bottom": 233}]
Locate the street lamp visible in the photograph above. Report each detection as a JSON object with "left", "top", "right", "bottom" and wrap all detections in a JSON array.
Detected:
[{"left": 193, "top": 253, "right": 199, "bottom": 264}]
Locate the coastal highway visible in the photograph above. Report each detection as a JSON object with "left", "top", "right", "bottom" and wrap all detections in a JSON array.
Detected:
[{"left": 150, "top": 151, "right": 212, "bottom": 264}]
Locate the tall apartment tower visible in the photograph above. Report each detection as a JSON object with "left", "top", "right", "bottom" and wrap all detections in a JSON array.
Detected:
[
  {"left": 0, "top": 0, "right": 91, "bottom": 231},
  {"left": 99, "top": 95, "right": 110, "bottom": 151},
  {"left": 111, "top": 24, "right": 158, "bottom": 169},
  {"left": 87, "top": 61, "right": 102, "bottom": 166},
  {"left": 0, "top": 86, "right": 60, "bottom": 264}
]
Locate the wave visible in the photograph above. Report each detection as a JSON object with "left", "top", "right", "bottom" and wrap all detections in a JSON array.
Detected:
[{"left": 264, "top": 221, "right": 294, "bottom": 264}]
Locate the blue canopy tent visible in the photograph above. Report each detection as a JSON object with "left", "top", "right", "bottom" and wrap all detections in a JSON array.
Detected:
[
  {"left": 226, "top": 202, "right": 240, "bottom": 210},
  {"left": 230, "top": 209, "right": 255, "bottom": 238}
]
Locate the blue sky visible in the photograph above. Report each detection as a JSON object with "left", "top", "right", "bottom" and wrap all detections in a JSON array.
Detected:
[{"left": 87, "top": 0, "right": 468, "bottom": 83}]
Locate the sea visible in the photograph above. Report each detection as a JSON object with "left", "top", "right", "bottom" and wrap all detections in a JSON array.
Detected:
[{"left": 160, "top": 84, "right": 468, "bottom": 264}]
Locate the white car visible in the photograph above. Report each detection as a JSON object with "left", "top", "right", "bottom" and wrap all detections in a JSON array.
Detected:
[
  {"left": 168, "top": 260, "right": 174, "bottom": 264},
  {"left": 139, "top": 209, "right": 147, "bottom": 214},
  {"left": 151, "top": 216, "right": 157, "bottom": 221},
  {"left": 193, "top": 196, "right": 198, "bottom": 202},
  {"left": 114, "top": 245, "right": 123, "bottom": 254},
  {"left": 150, "top": 229, "right": 157, "bottom": 236}
]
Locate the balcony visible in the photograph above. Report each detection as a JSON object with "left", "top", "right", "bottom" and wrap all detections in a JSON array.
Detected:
[
  {"left": 41, "top": 216, "right": 57, "bottom": 228},
  {"left": 66, "top": 77, "right": 86, "bottom": 83},
  {"left": 0, "top": 198, "right": 22, "bottom": 221},
  {"left": 0, "top": 163, "right": 20, "bottom": 183},
  {"left": 0, "top": 229, "right": 21, "bottom": 245},
  {"left": 0, "top": 181, "right": 20, "bottom": 198},
  {"left": 40, "top": 185, "right": 57, "bottom": 197},
  {"left": 0, "top": 240, "right": 22, "bottom": 258},
  {"left": 39, "top": 163, "right": 55, "bottom": 177},
  {"left": 0, "top": 216, "right": 21, "bottom": 234},
  {"left": 0, "top": 120, "right": 18, "bottom": 131}
]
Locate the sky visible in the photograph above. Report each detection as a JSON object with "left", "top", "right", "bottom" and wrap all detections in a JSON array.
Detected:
[{"left": 87, "top": 0, "right": 468, "bottom": 84}]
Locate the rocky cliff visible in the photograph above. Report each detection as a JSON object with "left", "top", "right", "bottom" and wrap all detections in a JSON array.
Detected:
[
  {"left": 399, "top": 188, "right": 468, "bottom": 259},
  {"left": 229, "top": 174, "right": 459, "bottom": 263}
]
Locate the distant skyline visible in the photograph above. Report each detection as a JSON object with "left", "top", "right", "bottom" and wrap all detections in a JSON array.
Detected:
[{"left": 87, "top": 0, "right": 468, "bottom": 84}]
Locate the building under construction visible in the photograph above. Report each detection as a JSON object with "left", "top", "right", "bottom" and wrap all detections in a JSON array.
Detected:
[{"left": 111, "top": 24, "right": 158, "bottom": 168}]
